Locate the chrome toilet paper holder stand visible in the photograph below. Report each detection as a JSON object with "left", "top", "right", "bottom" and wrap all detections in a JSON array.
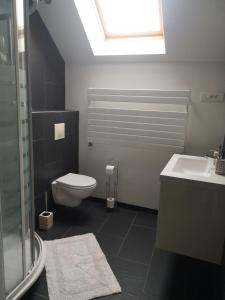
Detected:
[{"left": 106, "top": 159, "right": 119, "bottom": 210}]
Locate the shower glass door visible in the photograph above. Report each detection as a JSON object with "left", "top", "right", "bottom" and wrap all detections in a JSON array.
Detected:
[{"left": 0, "top": 0, "right": 34, "bottom": 298}]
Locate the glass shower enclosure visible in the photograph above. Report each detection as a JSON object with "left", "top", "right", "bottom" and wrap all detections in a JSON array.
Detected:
[{"left": 0, "top": 1, "right": 45, "bottom": 299}]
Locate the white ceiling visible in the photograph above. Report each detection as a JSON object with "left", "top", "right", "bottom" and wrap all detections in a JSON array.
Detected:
[{"left": 38, "top": 0, "right": 225, "bottom": 63}]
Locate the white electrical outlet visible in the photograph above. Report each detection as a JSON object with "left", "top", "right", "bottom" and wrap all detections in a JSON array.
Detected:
[
  {"left": 201, "top": 92, "right": 225, "bottom": 103},
  {"left": 54, "top": 123, "right": 65, "bottom": 140}
]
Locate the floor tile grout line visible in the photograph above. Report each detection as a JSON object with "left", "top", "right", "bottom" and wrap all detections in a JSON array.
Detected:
[
  {"left": 61, "top": 226, "right": 73, "bottom": 238},
  {"left": 142, "top": 243, "right": 156, "bottom": 293},
  {"left": 95, "top": 231, "right": 123, "bottom": 241},
  {"left": 116, "top": 213, "right": 138, "bottom": 257},
  {"left": 121, "top": 256, "right": 149, "bottom": 267},
  {"left": 97, "top": 214, "right": 111, "bottom": 233},
  {"left": 121, "top": 291, "right": 141, "bottom": 299},
  {"left": 133, "top": 224, "right": 157, "bottom": 230},
  {"left": 33, "top": 292, "right": 49, "bottom": 299},
  {"left": 108, "top": 253, "right": 150, "bottom": 267}
]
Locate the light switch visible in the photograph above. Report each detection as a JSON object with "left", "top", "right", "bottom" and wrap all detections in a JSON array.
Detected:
[{"left": 54, "top": 123, "right": 65, "bottom": 140}]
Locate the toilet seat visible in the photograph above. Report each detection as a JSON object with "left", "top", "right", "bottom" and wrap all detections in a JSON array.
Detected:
[{"left": 56, "top": 173, "right": 96, "bottom": 190}]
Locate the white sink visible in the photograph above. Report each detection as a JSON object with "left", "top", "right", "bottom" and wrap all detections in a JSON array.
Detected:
[
  {"left": 171, "top": 156, "right": 211, "bottom": 177},
  {"left": 161, "top": 154, "right": 225, "bottom": 185}
]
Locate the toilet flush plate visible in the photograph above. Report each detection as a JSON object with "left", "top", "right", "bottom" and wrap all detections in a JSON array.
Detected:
[{"left": 54, "top": 123, "right": 65, "bottom": 140}]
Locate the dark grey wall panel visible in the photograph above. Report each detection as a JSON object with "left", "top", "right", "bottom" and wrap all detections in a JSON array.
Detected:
[
  {"left": 29, "top": 12, "right": 65, "bottom": 111},
  {"left": 32, "top": 111, "right": 79, "bottom": 219},
  {"left": 29, "top": 12, "right": 79, "bottom": 222}
]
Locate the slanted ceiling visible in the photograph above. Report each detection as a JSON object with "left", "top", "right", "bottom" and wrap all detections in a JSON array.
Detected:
[{"left": 38, "top": 0, "right": 225, "bottom": 63}]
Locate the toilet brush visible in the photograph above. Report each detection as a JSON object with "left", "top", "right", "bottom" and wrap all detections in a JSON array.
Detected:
[{"left": 39, "top": 192, "right": 53, "bottom": 230}]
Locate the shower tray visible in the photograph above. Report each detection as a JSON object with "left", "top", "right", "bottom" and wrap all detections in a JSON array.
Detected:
[{"left": 6, "top": 233, "right": 46, "bottom": 300}]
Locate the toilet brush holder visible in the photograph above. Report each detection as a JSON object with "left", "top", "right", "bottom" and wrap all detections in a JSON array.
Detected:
[
  {"left": 39, "top": 211, "right": 53, "bottom": 230},
  {"left": 39, "top": 192, "right": 53, "bottom": 230}
]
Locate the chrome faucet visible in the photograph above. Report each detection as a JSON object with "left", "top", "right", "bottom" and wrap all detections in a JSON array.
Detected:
[
  {"left": 205, "top": 149, "right": 220, "bottom": 166},
  {"left": 209, "top": 150, "right": 220, "bottom": 159}
]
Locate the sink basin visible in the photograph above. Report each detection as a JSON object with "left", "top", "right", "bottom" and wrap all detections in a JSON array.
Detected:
[
  {"left": 161, "top": 154, "right": 225, "bottom": 185},
  {"left": 172, "top": 156, "right": 211, "bottom": 177}
]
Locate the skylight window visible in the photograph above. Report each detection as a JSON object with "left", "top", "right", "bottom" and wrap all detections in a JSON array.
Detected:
[
  {"left": 95, "top": 0, "right": 162, "bottom": 38},
  {"left": 74, "top": 0, "right": 165, "bottom": 56}
]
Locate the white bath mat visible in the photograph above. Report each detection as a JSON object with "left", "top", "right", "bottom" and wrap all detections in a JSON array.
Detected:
[{"left": 44, "top": 233, "right": 121, "bottom": 300}]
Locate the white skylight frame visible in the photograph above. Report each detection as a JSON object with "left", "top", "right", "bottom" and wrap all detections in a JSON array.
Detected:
[
  {"left": 95, "top": 0, "right": 163, "bottom": 39},
  {"left": 74, "top": 0, "right": 165, "bottom": 56}
]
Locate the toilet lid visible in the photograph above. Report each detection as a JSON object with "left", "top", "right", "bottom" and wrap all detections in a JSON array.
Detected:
[{"left": 56, "top": 173, "right": 96, "bottom": 189}]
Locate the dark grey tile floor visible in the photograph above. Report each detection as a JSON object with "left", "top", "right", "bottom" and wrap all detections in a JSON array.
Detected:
[{"left": 22, "top": 198, "right": 225, "bottom": 300}]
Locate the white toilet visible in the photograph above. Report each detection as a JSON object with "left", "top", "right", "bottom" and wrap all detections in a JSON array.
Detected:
[{"left": 51, "top": 173, "right": 97, "bottom": 207}]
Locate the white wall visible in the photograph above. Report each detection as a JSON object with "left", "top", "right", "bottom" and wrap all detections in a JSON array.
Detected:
[
  {"left": 38, "top": 0, "right": 225, "bottom": 63},
  {"left": 66, "top": 62, "right": 225, "bottom": 209}
]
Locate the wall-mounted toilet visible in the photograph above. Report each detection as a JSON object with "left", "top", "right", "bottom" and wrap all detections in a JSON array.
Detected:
[{"left": 52, "top": 173, "right": 97, "bottom": 207}]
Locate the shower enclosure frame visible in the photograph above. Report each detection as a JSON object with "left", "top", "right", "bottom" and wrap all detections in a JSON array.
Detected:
[
  {"left": 0, "top": 0, "right": 45, "bottom": 299},
  {"left": 0, "top": 197, "right": 5, "bottom": 299},
  {"left": 24, "top": 0, "right": 36, "bottom": 268},
  {"left": 14, "top": 0, "right": 35, "bottom": 279}
]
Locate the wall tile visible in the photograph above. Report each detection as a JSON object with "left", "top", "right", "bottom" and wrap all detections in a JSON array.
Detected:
[
  {"left": 64, "top": 111, "right": 79, "bottom": 135},
  {"left": 29, "top": 12, "right": 65, "bottom": 111},
  {"left": 32, "top": 113, "right": 44, "bottom": 141},
  {"left": 45, "top": 83, "right": 65, "bottom": 111},
  {"left": 30, "top": 59, "right": 45, "bottom": 111},
  {"left": 33, "top": 140, "right": 45, "bottom": 167},
  {"left": 29, "top": 13, "right": 77, "bottom": 220},
  {"left": 44, "top": 139, "right": 65, "bottom": 164},
  {"left": 32, "top": 111, "right": 79, "bottom": 219},
  {"left": 62, "top": 135, "right": 77, "bottom": 171},
  {"left": 34, "top": 193, "right": 45, "bottom": 217}
]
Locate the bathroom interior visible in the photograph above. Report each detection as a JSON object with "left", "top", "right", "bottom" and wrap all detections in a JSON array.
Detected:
[{"left": 0, "top": 0, "right": 225, "bottom": 299}]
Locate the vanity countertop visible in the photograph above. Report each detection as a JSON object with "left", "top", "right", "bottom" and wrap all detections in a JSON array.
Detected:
[{"left": 160, "top": 154, "right": 225, "bottom": 186}]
